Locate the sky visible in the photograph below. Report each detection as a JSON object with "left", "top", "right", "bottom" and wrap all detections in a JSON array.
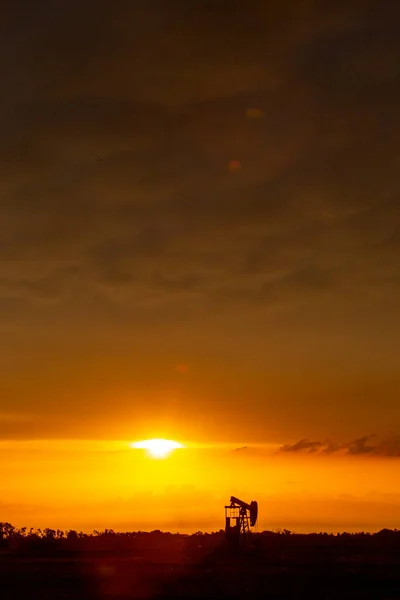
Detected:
[{"left": 1, "top": 1, "right": 400, "bottom": 532}]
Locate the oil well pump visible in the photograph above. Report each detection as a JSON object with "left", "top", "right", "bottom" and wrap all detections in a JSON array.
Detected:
[{"left": 224, "top": 496, "right": 258, "bottom": 545}]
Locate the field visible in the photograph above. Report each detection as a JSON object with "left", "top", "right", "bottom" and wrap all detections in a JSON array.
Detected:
[{"left": 1, "top": 530, "right": 400, "bottom": 599}]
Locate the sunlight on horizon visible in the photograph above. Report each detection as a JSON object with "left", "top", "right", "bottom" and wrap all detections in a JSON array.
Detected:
[
  {"left": 1, "top": 439, "right": 400, "bottom": 533},
  {"left": 130, "top": 438, "right": 185, "bottom": 458}
]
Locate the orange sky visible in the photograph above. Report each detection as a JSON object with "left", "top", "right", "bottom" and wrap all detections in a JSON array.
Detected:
[
  {"left": 1, "top": 1, "right": 400, "bottom": 533},
  {"left": 2, "top": 441, "right": 400, "bottom": 533}
]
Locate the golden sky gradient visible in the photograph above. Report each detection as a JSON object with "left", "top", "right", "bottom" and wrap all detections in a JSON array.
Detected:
[
  {"left": 1, "top": 1, "right": 399, "bottom": 533},
  {"left": 2, "top": 440, "right": 400, "bottom": 533}
]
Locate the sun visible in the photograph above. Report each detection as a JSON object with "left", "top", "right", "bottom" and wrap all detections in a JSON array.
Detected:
[{"left": 130, "top": 438, "right": 185, "bottom": 459}]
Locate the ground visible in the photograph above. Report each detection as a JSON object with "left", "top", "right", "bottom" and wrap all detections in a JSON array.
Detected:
[{"left": 1, "top": 531, "right": 400, "bottom": 599}]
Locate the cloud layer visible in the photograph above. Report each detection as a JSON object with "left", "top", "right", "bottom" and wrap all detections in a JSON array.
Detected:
[
  {"left": 1, "top": 1, "right": 399, "bottom": 318},
  {"left": 1, "top": 1, "right": 399, "bottom": 440}
]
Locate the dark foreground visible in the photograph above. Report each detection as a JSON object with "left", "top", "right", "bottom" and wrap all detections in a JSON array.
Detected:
[{"left": 1, "top": 529, "right": 400, "bottom": 599}]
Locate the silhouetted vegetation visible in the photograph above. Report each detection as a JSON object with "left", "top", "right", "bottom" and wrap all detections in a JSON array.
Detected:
[
  {"left": 1, "top": 524, "right": 400, "bottom": 598},
  {"left": 1, "top": 522, "right": 400, "bottom": 558}
]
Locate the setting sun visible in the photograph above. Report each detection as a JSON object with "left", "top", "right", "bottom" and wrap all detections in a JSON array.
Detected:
[{"left": 130, "top": 438, "right": 185, "bottom": 459}]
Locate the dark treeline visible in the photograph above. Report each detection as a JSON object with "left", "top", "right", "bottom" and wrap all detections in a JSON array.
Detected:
[{"left": 1, "top": 523, "right": 399, "bottom": 560}]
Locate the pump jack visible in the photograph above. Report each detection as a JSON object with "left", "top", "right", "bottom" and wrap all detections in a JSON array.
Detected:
[{"left": 225, "top": 495, "right": 258, "bottom": 547}]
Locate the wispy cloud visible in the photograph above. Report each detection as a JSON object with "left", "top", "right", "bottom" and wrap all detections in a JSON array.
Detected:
[
  {"left": 280, "top": 438, "right": 323, "bottom": 453},
  {"left": 278, "top": 435, "right": 400, "bottom": 457}
]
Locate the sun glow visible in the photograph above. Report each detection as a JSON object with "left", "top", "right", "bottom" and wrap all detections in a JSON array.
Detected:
[{"left": 130, "top": 438, "right": 185, "bottom": 458}]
